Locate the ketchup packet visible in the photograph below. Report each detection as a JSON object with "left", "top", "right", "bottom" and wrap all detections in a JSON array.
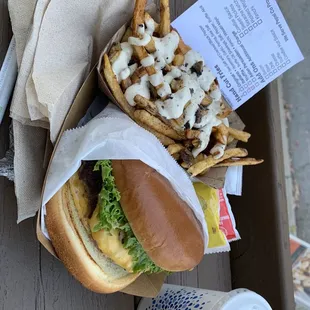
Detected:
[{"left": 219, "top": 189, "right": 240, "bottom": 243}]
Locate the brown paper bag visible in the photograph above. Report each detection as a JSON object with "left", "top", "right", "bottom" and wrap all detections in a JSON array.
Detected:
[{"left": 96, "top": 20, "right": 245, "bottom": 189}]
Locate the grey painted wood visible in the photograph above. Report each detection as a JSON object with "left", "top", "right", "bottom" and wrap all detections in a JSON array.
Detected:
[
  {"left": 0, "top": 0, "right": 230, "bottom": 309},
  {"left": 0, "top": 3, "right": 42, "bottom": 310}
]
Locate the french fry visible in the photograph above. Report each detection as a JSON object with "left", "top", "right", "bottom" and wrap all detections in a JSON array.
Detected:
[
  {"left": 172, "top": 28, "right": 191, "bottom": 55},
  {"left": 217, "top": 107, "right": 232, "bottom": 119},
  {"left": 134, "top": 109, "right": 183, "bottom": 140},
  {"left": 102, "top": 0, "right": 262, "bottom": 173},
  {"left": 159, "top": 0, "right": 171, "bottom": 37},
  {"left": 214, "top": 158, "right": 264, "bottom": 167},
  {"left": 227, "top": 135, "right": 234, "bottom": 145},
  {"left": 171, "top": 79, "right": 184, "bottom": 92},
  {"left": 136, "top": 120, "right": 175, "bottom": 146},
  {"left": 109, "top": 50, "right": 121, "bottom": 64},
  {"left": 134, "top": 95, "right": 158, "bottom": 115},
  {"left": 211, "top": 124, "right": 228, "bottom": 160},
  {"left": 103, "top": 54, "right": 134, "bottom": 117},
  {"left": 167, "top": 143, "right": 184, "bottom": 155},
  {"left": 144, "top": 12, "right": 160, "bottom": 33},
  {"left": 185, "top": 129, "right": 201, "bottom": 140},
  {"left": 226, "top": 126, "right": 251, "bottom": 143},
  {"left": 192, "top": 139, "right": 200, "bottom": 148},
  {"left": 135, "top": 47, "right": 157, "bottom": 75},
  {"left": 164, "top": 64, "right": 172, "bottom": 72},
  {"left": 172, "top": 153, "right": 180, "bottom": 161},
  {"left": 132, "top": 0, "right": 147, "bottom": 36},
  {"left": 183, "top": 140, "right": 193, "bottom": 148},
  {"left": 201, "top": 96, "right": 212, "bottom": 107},
  {"left": 184, "top": 101, "right": 191, "bottom": 110},
  {"left": 171, "top": 115, "right": 184, "bottom": 127},
  {"left": 173, "top": 53, "right": 185, "bottom": 66},
  {"left": 145, "top": 39, "right": 156, "bottom": 53},
  {"left": 181, "top": 152, "right": 205, "bottom": 168},
  {"left": 131, "top": 66, "right": 148, "bottom": 84},
  {"left": 181, "top": 162, "right": 190, "bottom": 169},
  {"left": 213, "top": 124, "right": 228, "bottom": 145},
  {"left": 122, "top": 27, "right": 133, "bottom": 43},
  {"left": 188, "top": 148, "right": 249, "bottom": 176},
  {"left": 121, "top": 77, "right": 132, "bottom": 91}
]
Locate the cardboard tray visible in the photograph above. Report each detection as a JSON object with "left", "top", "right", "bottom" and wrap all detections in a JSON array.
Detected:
[{"left": 37, "top": 67, "right": 166, "bottom": 298}]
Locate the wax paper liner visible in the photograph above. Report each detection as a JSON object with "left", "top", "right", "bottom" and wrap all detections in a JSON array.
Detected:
[{"left": 41, "top": 103, "right": 210, "bottom": 253}]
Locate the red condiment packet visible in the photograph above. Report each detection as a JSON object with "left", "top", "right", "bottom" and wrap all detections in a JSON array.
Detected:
[{"left": 219, "top": 189, "right": 240, "bottom": 242}]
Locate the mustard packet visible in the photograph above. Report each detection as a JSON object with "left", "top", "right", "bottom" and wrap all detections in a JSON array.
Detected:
[{"left": 193, "top": 182, "right": 229, "bottom": 252}]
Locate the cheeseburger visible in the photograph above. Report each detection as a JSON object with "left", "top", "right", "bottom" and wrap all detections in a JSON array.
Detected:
[{"left": 46, "top": 160, "right": 204, "bottom": 293}]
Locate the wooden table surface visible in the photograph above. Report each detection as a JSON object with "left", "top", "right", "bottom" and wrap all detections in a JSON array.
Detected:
[{"left": 0, "top": 1, "right": 231, "bottom": 309}]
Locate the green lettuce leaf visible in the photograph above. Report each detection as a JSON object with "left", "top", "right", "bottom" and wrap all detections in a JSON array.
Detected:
[{"left": 92, "top": 160, "right": 164, "bottom": 274}]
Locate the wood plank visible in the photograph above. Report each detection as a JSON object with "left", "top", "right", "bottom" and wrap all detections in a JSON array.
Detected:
[
  {"left": 0, "top": 2, "right": 42, "bottom": 310},
  {"left": 40, "top": 247, "right": 134, "bottom": 310},
  {"left": 229, "top": 84, "right": 295, "bottom": 309}
]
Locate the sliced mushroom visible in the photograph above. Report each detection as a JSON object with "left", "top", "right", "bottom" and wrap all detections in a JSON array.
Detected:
[
  {"left": 190, "top": 61, "right": 204, "bottom": 76},
  {"left": 195, "top": 107, "right": 209, "bottom": 124},
  {"left": 180, "top": 148, "right": 194, "bottom": 168},
  {"left": 171, "top": 79, "right": 184, "bottom": 92}
]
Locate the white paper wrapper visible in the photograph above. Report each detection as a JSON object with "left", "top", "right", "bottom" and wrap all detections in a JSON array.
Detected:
[
  {"left": 41, "top": 103, "right": 209, "bottom": 252},
  {"left": 225, "top": 166, "right": 243, "bottom": 196}
]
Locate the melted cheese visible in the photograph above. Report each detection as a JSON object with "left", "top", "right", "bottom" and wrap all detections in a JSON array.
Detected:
[
  {"left": 68, "top": 172, "right": 91, "bottom": 219},
  {"left": 111, "top": 24, "right": 225, "bottom": 158},
  {"left": 149, "top": 71, "right": 164, "bottom": 87},
  {"left": 194, "top": 100, "right": 222, "bottom": 129},
  {"left": 128, "top": 24, "right": 151, "bottom": 46},
  {"left": 157, "top": 82, "right": 172, "bottom": 98},
  {"left": 125, "top": 75, "right": 150, "bottom": 106},
  {"left": 141, "top": 55, "right": 155, "bottom": 67},
  {"left": 153, "top": 31, "right": 180, "bottom": 66},
  {"left": 164, "top": 67, "right": 182, "bottom": 84},
  {"left": 182, "top": 73, "right": 205, "bottom": 128},
  {"left": 145, "top": 18, "right": 155, "bottom": 35},
  {"left": 210, "top": 142, "right": 226, "bottom": 159},
  {"left": 156, "top": 87, "right": 191, "bottom": 120},
  {"left": 210, "top": 87, "right": 222, "bottom": 101},
  {"left": 111, "top": 42, "right": 133, "bottom": 82},
  {"left": 89, "top": 207, "right": 134, "bottom": 273},
  {"left": 198, "top": 67, "right": 216, "bottom": 92},
  {"left": 193, "top": 116, "right": 221, "bottom": 158}
]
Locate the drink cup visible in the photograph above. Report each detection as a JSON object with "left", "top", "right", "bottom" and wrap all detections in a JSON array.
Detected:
[{"left": 137, "top": 284, "right": 272, "bottom": 310}]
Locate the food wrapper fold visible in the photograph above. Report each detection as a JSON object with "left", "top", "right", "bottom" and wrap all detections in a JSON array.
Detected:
[{"left": 41, "top": 103, "right": 209, "bottom": 253}]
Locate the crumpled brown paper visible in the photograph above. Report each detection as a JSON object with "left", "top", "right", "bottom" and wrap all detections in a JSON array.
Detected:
[{"left": 9, "top": 0, "right": 140, "bottom": 222}]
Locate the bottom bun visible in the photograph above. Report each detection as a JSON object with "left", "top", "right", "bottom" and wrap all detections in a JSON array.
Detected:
[{"left": 46, "top": 181, "right": 139, "bottom": 293}]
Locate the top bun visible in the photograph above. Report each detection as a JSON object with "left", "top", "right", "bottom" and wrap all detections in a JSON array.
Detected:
[{"left": 112, "top": 160, "right": 204, "bottom": 271}]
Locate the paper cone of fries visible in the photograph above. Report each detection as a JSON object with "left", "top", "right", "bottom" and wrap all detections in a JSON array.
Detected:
[{"left": 97, "top": 0, "right": 263, "bottom": 189}]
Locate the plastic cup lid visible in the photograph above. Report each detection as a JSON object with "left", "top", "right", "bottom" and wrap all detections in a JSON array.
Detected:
[{"left": 222, "top": 291, "right": 272, "bottom": 310}]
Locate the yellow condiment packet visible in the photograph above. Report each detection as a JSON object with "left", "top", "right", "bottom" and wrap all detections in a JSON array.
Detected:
[{"left": 193, "top": 182, "right": 228, "bottom": 249}]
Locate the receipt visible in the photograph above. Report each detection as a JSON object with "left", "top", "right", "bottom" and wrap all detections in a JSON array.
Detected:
[{"left": 173, "top": 0, "right": 303, "bottom": 109}]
